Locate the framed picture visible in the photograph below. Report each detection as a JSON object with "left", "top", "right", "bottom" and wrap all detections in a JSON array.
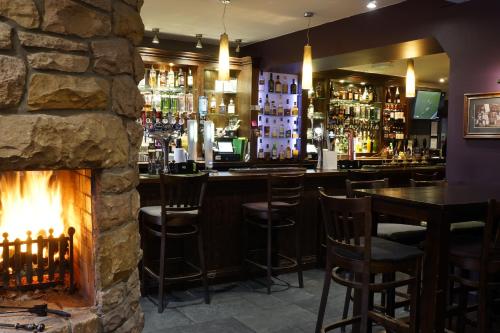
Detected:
[{"left": 464, "top": 92, "right": 500, "bottom": 138}]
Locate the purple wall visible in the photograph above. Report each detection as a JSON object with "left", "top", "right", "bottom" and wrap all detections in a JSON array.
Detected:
[{"left": 243, "top": 0, "right": 500, "bottom": 185}]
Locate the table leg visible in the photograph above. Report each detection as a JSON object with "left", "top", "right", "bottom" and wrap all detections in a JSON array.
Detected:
[{"left": 420, "top": 208, "right": 447, "bottom": 333}]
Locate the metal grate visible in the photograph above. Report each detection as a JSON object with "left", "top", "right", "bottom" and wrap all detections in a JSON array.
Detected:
[{"left": 0, "top": 228, "right": 75, "bottom": 291}]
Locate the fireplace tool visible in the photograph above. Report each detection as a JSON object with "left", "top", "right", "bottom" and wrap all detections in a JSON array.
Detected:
[
  {"left": 0, "top": 322, "right": 45, "bottom": 332},
  {"left": 0, "top": 304, "right": 71, "bottom": 318}
]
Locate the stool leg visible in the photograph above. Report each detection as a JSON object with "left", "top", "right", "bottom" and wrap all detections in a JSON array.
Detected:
[
  {"left": 266, "top": 222, "right": 272, "bottom": 295},
  {"left": 295, "top": 215, "right": 304, "bottom": 288},
  {"left": 384, "top": 272, "right": 396, "bottom": 317},
  {"left": 360, "top": 271, "right": 370, "bottom": 333},
  {"left": 198, "top": 226, "right": 210, "bottom": 304},
  {"left": 315, "top": 255, "right": 333, "bottom": 333},
  {"left": 409, "top": 259, "right": 422, "bottom": 333},
  {"left": 158, "top": 233, "right": 167, "bottom": 313},
  {"left": 341, "top": 286, "right": 351, "bottom": 333}
]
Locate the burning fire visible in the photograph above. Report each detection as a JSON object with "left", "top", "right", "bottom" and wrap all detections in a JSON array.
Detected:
[{"left": 0, "top": 171, "right": 65, "bottom": 241}]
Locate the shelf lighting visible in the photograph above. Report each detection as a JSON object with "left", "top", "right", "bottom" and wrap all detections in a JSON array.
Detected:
[
  {"left": 302, "top": 12, "right": 314, "bottom": 91},
  {"left": 218, "top": 2, "right": 230, "bottom": 81},
  {"left": 152, "top": 28, "right": 160, "bottom": 44},
  {"left": 406, "top": 59, "right": 416, "bottom": 98}
]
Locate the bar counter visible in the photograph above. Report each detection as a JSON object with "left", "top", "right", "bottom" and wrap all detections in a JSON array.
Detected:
[{"left": 138, "top": 165, "right": 445, "bottom": 283}]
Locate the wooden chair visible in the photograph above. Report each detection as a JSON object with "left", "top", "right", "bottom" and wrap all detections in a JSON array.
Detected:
[
  {"left": 315, "top": 191, "right": 423, "bottom": 333},
  {"left": 448, "top": 199, "right": 500, "bottom": 333},
  {"left": 242, "top": 173, "right": 305, "bottom": 294},
  {"left": 139, "top": 173, "right": 210, "bottom": 313}
]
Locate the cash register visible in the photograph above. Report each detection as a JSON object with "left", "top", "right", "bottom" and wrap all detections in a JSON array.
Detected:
[{"left": 214, "top": 140, "right": 241, "bottom": 162}]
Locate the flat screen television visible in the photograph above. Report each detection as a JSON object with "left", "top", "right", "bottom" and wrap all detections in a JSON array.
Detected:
[{"left": 412, "top": 90, "right": 442, "bottom": 120}]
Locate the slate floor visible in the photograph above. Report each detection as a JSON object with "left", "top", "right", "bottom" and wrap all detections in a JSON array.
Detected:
[{"left": 141, "top": 269, "right": 388, "bottom": 333}]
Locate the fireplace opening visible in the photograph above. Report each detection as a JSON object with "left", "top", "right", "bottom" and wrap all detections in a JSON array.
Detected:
[{"left": 0, "top": 170, "right": 94, "bottom": 305}]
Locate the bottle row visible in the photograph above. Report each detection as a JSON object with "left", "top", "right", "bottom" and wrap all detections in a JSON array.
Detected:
[
  {"left": 139, "top": 66, "right": 194, "bottom": 91},
  {"left": 327, "top": 83, "right": 377, "bottom": 102},
  {"left": 143, "top": 92, "right": 194, "bottom": 113},
  {"left": 259, "top": 94, "right": 299, "bottom": 116},
  {"left": 198, "top": 94, "right": 237, "bottom": 116},
  {"left": 257, "top": 141, "right": 299, "bottom": 160},
  {"left": 258, "top": 71, "right": 298, "bottom": 95}
]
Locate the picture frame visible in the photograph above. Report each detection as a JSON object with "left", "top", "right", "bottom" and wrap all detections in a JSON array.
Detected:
[{"left": 464, "top": 92, "right": 500, "bottom": 138}]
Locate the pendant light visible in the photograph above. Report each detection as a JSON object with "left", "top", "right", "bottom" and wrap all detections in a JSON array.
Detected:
[
  {"left": 235, "top": 39, "right": 242, "bottom": 53},
  {"left": 218, "top": 0, "right": 230, "bottom": 82},
  {"left": 195, "top": 34, "right": 203, "bottom": 49},
  {"left": 406, "top": 59, "right": 416, "bottom": 98},
  {"left": 302, "top": 12, "right": 314, "bottom": 91},
  {"left": 152, "top": 28, "right": 160, "bottom": 44}
]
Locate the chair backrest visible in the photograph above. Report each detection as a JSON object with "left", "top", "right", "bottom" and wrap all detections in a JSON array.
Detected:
[
  {"left": 482, "top": 199, "right": 500, "bottom": 271},
  {"left": 347, "top": 169, "right": 381, "bottom": 181},
  {"left": 409, "top": 179, "right": 446, "bottom": 187},
  {"left": 319, "top": 187, "right": 372, "bottom": 261},
  {"left": 267, "top": 173, "right": 305, "bottom": 209},
  {"left": 345, "top": 178, "right": 389, "bottom": 198},
  {"left": 411, "top": 171, "right": 440, "bottom": 181},
  {"left": 159, "top": 173, "right": 209, "bottom": 213}
]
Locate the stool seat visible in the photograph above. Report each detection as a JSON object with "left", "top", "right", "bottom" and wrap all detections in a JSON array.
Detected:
[
  {"left": 449, "top": 221, "right": 485, "bottom": 234},
  {"left": 377, "top": 223, "right": 427, "bottom": 245},
  {"left": 242, "top": 201, "right": 294, "bottom": 220},
  {"left": 140, "top": 206, "right": 199, "bottom": 227},
  {"left": 334, "top": 236, "right": 423, "bottom": 263}
]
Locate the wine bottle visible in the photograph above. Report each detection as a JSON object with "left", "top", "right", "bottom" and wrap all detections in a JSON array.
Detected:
[
  {"left": 187, "top": 68, "right": 193, "bottom": 88},
  {"left": 395, "top": 87, "right": 401, "bottom": 104},
  {"left": 268, "top": 73, "right": 275, "bottom": 93},
  {"left": 275, "top": 75, "right": 282, "bottom": 94},
  {"left": 386, "top": 88, "right": 393, "bottom": 103},
  {"left": 290, "top": 79, "right": 297, "bottom": 94},
  {"left": 282, "top": 76, "right": 289, "bottom": 94}
]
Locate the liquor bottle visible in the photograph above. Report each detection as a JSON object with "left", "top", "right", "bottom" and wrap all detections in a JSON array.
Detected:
[
  {"left": 348, "top": 86, "right": 354, "bottom": 100},
  {"left": 329, "top": 80, "right": 334, "bottom": 98},
  {"left": 268, "top": 73, "right": 275, "bottom": 93},
  {"left": 258, "top": 148, "right": 264, "bottom": 159},
  {"left": 199, "top": 95, "right": 208, "bottom": 116},
  {"left": 159, "top": 67, "right": 167, "bottom": 89},
  {"left": 219, "top": 98, "right": 226, "bottom": 114},
  {"left": 395, "top": 87, "right": 401, "bottom": 104},
  {"left": 271, "top": 100, "right": 277, "bottom": 116},
  {"left": 279, "top": 144, "right": 285, "bottom": 160},
  {"left": 264, "top": 94, "right": 271, "bottom": 115},
  {"left": 286, "top": 120, "right": 292, "bottom": 138},
  {"left": 354, "top": 87, "right": 359, "bottom": 101},
  {"left": 284, "top": 99, "right": 291, "bottom": 116},
  {"left": 285, "top": 145, "right": 292, "bottom": 159},
  {"left": 292, "top": 144, "right": 299, "bottom": 158},
  {"left": 277, "top": 97, "right": 284, "bottom": 116},
  {"left": 228, "top": 98, "right": 235, "bottom": 114},
  {"left": 265, "top": 143, "right": 270, "bottom": 160},
  {"left": 259, "top": 70, "right": 265, "bottom": 91},
  {"left": 386, "top": 88, "right": 393, "bottom": 103},
  {"left": 291, "top": 101, "right": 299, "bottom": 116},
  {"left": 149, "top": 66, "right": 157, "bottom": 89},
  {"left": 209, "top": 94, "right": 216, "bottom": 113},
  {"left": 258, "top": 97, "right": 263, "bottom": 114},
  {"left": 368, "top": 86, "right": 374, "bottom": 102},
  {"left": 290, "top": 79, "right": 297, "bottom": 94},
  {"left": 315, "top": 81, "right": 323, "bottom": 98},
  {"left": 187, "top": 68, "right": 193, "bottom": 88},
  {"left": 279, "top": 123, "right": 285, "bottom": 138},
  {"left": 167, "top": 66, "right": 175, "bottom": 89},
  {"left": 271, "top": 143, "right": 278, "bottom": 159},
  {"left": 178, "top": 68, "right": 185, "bottom": 88},
  {"left": 282, "top": 76, "right": 288, "bottom": 94},
  {"left": 275, "top": 75, "right": 282, "bottom": 94},
  {"left": 307, "top": 101, "right": 314, "bottom": 119}
]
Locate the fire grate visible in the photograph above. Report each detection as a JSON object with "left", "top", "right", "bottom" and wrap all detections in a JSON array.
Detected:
[{"left": 0, "top": 228, "right": 75, "bottom": 291}]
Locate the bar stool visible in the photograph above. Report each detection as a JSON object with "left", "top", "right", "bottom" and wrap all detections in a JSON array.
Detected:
[
  {"left": 316, "top": 192, "right": 423, "bottom": 333},
  {"left": 242, "top": 173, "right": 304, "bottom": 294},
  {"left": 139, "top": 173, "right": 210, "bottom": 313},
  {"left": 447, "top": 199, "right": 500, "bottom": 333},
  {"left": 411, "top": 171, "right": 440, "bottom": 181}
]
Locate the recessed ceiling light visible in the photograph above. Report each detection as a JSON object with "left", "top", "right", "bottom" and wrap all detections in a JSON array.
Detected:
[
  {"left": 439, "top": 78, "right": 446, "bottom": 83},
  {"left": 220, "top": 0, "right": 231, "bottom": 4},
  {"left": 367, "top": 1, "right": 377, "bottom": 9}
]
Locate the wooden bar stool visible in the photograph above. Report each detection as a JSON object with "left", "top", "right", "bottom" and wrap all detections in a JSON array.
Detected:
[
  {"left": 447, "top": 199, "right": 500, "bottom": 333},
  {"left": 139, "top": 173, "right": 210, "bottom": 313},
  {"left": 315, "top": 192, "right": 423, "bottom": 333},
  {"left": 242, "top": 173, "right": 305, "bottom": 294}
]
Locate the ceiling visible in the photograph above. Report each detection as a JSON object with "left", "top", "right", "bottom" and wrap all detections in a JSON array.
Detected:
[
  {"left": 141, "top": 0, "right": 406, "bottom": 45},
  {"left": 341, "top": 53, "right": 450, "bottom": 88}
]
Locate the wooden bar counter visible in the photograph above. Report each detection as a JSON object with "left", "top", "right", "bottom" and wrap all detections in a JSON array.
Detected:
[{"left": 138, "top": 165, "right": 445, "bottom": 284}]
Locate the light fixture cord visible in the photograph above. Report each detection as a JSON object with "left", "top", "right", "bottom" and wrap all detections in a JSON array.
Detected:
[
  {"left": 222, "top": 3, "right": 227, "bottom": 33},
  {"left": 306, "top": 16, "right": 312, "bottom": 45}
]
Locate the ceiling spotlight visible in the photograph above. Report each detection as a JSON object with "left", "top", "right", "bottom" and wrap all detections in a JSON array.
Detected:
[
  {"left": 367, "top": 0, "right": 377, "bottom": 9},
  {"left": 439, "top": 78, "right": 446, "bottom": 83},
  {"left": 196, "top": 34, "right": 203, "bottom": 49},
  {"left": 220, "top": 0, "right": 231, "bottom": 3},
  {"left": 235, "top": 39, "right": 242, "bottom": 53},
  {"left": 339, "top": 80, "right": 345, "bottom": 83},
  {"left": 152, "top": 28, "right": 160, "bottom": 44}
]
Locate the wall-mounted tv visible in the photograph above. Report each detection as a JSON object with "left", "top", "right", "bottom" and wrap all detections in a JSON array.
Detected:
[{"left": 412, "top": 90, "right": 443, "bottom": 120}]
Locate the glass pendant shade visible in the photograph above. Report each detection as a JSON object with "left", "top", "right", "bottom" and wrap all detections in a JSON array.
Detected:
[
  {"left": 218, "top": 33, "right": 230, "bottom": 81},
  {"left": 406, "top": 59, "right": 416, "bottom": 98},
  {"left": 302, "top": 44, "right": 313, "bottom": 90}
]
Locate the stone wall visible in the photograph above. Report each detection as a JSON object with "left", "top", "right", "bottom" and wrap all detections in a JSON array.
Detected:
[{"left": 0, "top": 0, "right": 145, "bottom": 332}]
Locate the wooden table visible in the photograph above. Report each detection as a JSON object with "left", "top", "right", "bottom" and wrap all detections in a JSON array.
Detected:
[{"left": 355, "top": 185, "right": 496, "bottom": 333}]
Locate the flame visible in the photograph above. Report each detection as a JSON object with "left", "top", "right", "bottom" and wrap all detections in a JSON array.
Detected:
[{"left": 0, "top": 171, "right": 65, "bottom": 242}]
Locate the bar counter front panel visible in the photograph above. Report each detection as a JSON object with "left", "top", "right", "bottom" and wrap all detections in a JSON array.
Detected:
[{"left": 137, "top": 166, "right": 445, "bottom": 284}]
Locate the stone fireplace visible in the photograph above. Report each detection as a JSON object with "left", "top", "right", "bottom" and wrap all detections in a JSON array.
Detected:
[{"left": 0, "top": 0, "right": 145, "bottom": 332}]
